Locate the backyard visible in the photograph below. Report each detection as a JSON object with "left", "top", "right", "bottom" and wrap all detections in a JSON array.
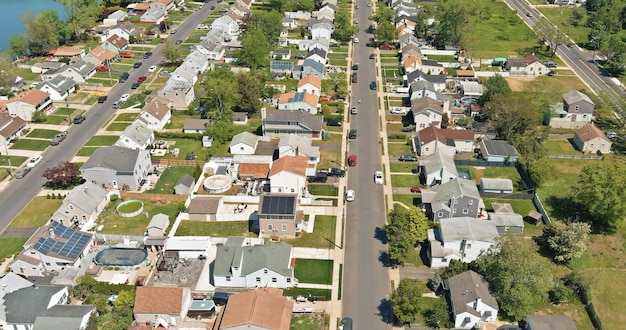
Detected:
[
  {"left": 147, "top": 166, "right": 198, "bottom": 194},
  {"left": 96, "top": 199, "right": 183, "bottom": 235},
  {"left": 174, "top": 220, "right": 256, "bottom": 237}
]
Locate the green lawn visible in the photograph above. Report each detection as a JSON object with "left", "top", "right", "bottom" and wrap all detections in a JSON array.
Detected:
[
  {"left": 389, "top": 163, "right": 417, "bottom": 173},
  {"left": 45, "top": 115, "right": 69, "bottom": 125},
  {"left": 0, "top": 237, "right": 29, "bottom": 259},
  {"left": 165, "top": 112, "right": 195, "bottom": 129},
  {"left": 10, "top": 196, "right": 63, "bottom": 228},
  {"left": 545, "top": 140, "right": 581, "bottom": 155},
  {"left": 466, "top": 166, "right": 526, "bottom": 191},
  {"left": 76, "top": 147, "right": 99, "bottom": 157},
  {"left": 174, "top": 220, "right": 256, "bottom": 237},
  {"left": 147, "top": 167, "right": 198, "bottom": 194},
  {"left": 387, "top": 143, "right": 413, "bottom": 157},
  {"left": 282, "top": 288, "right": 331, "bottom": 301},
  {"left": 291, "top": 314, "right": 329, "bottom": 330},
  {"left": 539, "top": 7, "right": 592, "bottom": 45},
  {"left": 106, "top": 122, "right": 129, "bottom": 131},
  {"left": 393, "top": 194, "right": 421, "bottom": 208},
  {"left": 283, "top": 215, "right": 337, "bottom": 249},
  {"left": 391, "top": 174, "right": 420, "bottom": 187},
  {"left": 85, "top": 135, "right": 119, "bottom": 146},
  {"left": 294, "top": 259, "right": 334, "bottom": 285},
  {"left": 0, "top": 155, "right": 28, "bottom": 167},
  {"left": 27, "top": 129, "right": 62, "bottom": 139},
  {"left": 308, "top": 184, "right": 339, "bottom": 196},
  {"left": 115, "top": 113, "right": 139, "bottom": 122},
  {"left": 10, "top": 139, "right": 50, "bottom": 151},
  {"left": 157, "top": 138, "right": 208, "bottom": 160},
  {"left": 97, "top": 199, "right": 183, "bottom": 235}
]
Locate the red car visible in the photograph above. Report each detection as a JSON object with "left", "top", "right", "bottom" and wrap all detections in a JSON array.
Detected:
[
  {"left": 137, "top": 76, "right": 147, "bottom": 83},
  {"left": 410, "top": 186, "right": 425, "bottom": 193},
  {"left": 119, "top": 53, "right": 135, "bottom": 58},
  {"left": 95, "top": 65, "right": 111, "bottom": 72},
  {"left": 379, "top": 44, "right": 396, "bottom": 50}
]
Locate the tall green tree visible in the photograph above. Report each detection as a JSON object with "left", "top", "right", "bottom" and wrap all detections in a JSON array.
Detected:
[
  {"left": 389, "top": 278, "right": 427, "bottom": 324},
  {"left": 476, "top": 235, "right": 552, "bottom": 320},
  {"left": 202, "top": 68, "right": 239, "bottom": 116},
  {"left": 236, "top": 30, "right": 271, "bottom": 69},
  {"left": 511, "top": 126, "right": 551, "bottom": 186},
  {"left": 55, "top": 0, "right": 102, "bottom": 40},
  {"left": 161, "top": 40, "right": 180, "bottom": 64},
  {"left": 533, "top": 17, "right": 568, "bottom": 58},
  {"left": 542, "top": 220, "right": 591, "bottom": 263},
  {"left": 207, "top": 120, "right": 236, "bottom": 145},
  {"left": 483, "top": 93, "right": 541, "bottom": 141},
  {"left": 385, "top": 206, "right": 429, "bottom": 264},
  {"left": 22, "top": 11, "right": 64, "bottom": 55},
  {"left": 268, "top": 0, "right": 286, "bottom": 12},
  {"left": 246, "top": 10, "right": 284, "bottom": 46},
  {"left": 0, "top": 53, "right": 19, "bottom": 93},
  {"left": 235, "top": 72, "right": 263, "bottom": 114},
  {"left": 372, "top": 6, "right": 395, "bottom": 24},
  {"left": 374, "top": 21, "right": 398, "bottom": 45},
  {"left": 8, "top": 34, "right": 28, "bottom": 57},
  {"left": 479, "top": 74, "right": 511, "bottom": 104},
  {"left": 573, "top": 162, "right": 626, "bottom": 229},
  {"left": 332, "top": 9, "right": 358, "bottom": 42}
]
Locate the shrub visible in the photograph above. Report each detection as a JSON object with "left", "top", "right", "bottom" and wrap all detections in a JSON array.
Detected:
[
  {"left": 401, "top": 125, "right": 416, "bottom": 132},
  {"left": 388, "top": 133, "right": 407, "bottom": 140},
  {"left": 110, "top": 194, "right": 119, "bottom": 202}
]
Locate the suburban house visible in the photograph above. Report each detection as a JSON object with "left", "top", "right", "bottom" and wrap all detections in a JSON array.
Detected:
[
  {"left": 271, "top": 49, "right": 291, "bottom": 60},
  {"left": 10, "top": 222, "right": 93, "bottom": 276},
  {"left": 187, "top": 196, "right": 223, "bottom": 221},
  {"left": 405, "top": 69, "right": 446, "bottom": 92},
  {"left": 422, "top": 178, "right": 484, "bottom": 221},
  {"left": 270, "top": 61, "right": 294, "bottom": 79},
  {"left": 50, "top": 181, "right": 108, "bottom": 231},
  {"left": 525, "top": 315, "right": 577, "bottom": 330},
  {"left": 310, "top": 22, "right": 333, "bottom": 39},
  {"left": 0, "top": 113, "right": 27, "bottom": 148},
  {"left": 409, "top": 80, "right": 437, "bottom": 101},
  {"left": 573, "top": 124, "right": 612, "bottom": 154},
  {"left": 151, "top": 0, "right": 176, "bottom": 13},
  {"left": 103, "top": 22, "right": 142, "bottom": 42},
  {"left": 174, "top": 173, "right": 195, "bottom": 195},
  {"left": 506, "top": 54, "right": 548, "bottom": 76},
  {"left": 262, "top": 108, "right": 324, "bottom": 139},
  {"left": 478, "top": 140, "right": 519, "bottom": 162},
  {"left": 233, "top": 112, "right": 248, "bottom": 125},
  {"left": 147, "top": 213, "right": 170, "bottom": 236},
  {"left": 258, "top": 194, "right": 302, "bottom": 238},
  {"left": 32, "top": 304, "right": 95, "bottom": 330},
  {"left": 213, "top": 287, "right": 292, "bottom": 330},
  {"left": 159, "top": 79, "right": 195, "bottom": 109},
  {"left": 427, "top": 217, "right": 499, "bottom": 268},
  {"left": 212, "top": 14, "right": 240, "bottom": 35},
  {"left": 182, "top": 119, "right": 210, "bottom": 133},
  {"left": 195, "top": 33, "right": 225, "bottom": 61},
  {"left": 213, "top": 238, "right": 297, "bottom": 288},
  {"left": 36, "top": 76, "right": 76, "bottom": 101},
  {"left": 103, "top": 34, "right": 129, "bottom": 54},
  {"left": 269, "top": 155, "right": 308, "bottom": 195},
  {"left": 401, "top": 43, "right": 422, "bottom": 61},
  {"left": 234, "top": 156, "right": 272, "bottom": 181},
  {"left": 292, "top": 59, "right": 326, "bottom": 79},
  {"left": 172, "top": 62, "right": 198, "bottom": 84},
  {"left": 404, "top": 56, "right": 444, "bottom": 75},
  {"left": 81, "top": 146, "right": 152, "bottom": 190},
  {"left": 306, "top": 48, "right": 327, "bottom": 64},
  {"left": 41, "top": 60, "right": 96, "bottom": 83},
  {"left": 488, "top": 212, "right": 524, "bottom": 234},
  {"left": 549, "top": 90, "right": 596, "bottom": 128},
  {"left": 183, "top": 50, "right": 210, "bottom": 74},
  {"left": 6, "top": 89, "right": 53, "bottom": 122},
  {"left": 133, "top": 287, "right": 191, "bottom": 328},
  {"left": 415, "top": 126, "right": 475, "bottom": 156},
  {"left": 421, "top": 148, "right": 458, "bottom": 186},
  {"left": 83, "top": 45, "right": 118, "bottom": 67},
  {"left": 479, "top": 178, "right": 514, "bottom": 193},
  {"left": 114, "top": 119, "right": 155, "bottom": 150},
  {"left": 50, "top": 46, "right": 84, "bottom": 60},
  {"left": 412, "top": 97, "right": 446, "bottom": 130},
  {"left": 399, "top": 33, "right": 421, "bottom": 48},
  {"left": 139, "top": 96, "right": 172, "bottom": 130},
  {"left": 277, "top": 91, "right": 319, "bottom": 115},
  {"left": 305, "top": 38, "right": 330, "bottom": 53},
  {"left": 278, "top": 134, "right": 320, "bottom": 176},
  {"left": 0, "top": 286, "right": 70, "bottom": 329},
  {"left": 446, "top": 270, "right": 499, "bottom": 329},
  {"left": 297, "top": 75, "right": 322, "bottom": 96},
  {"left": 140, "top": 7, "right": 166, "bottom": 23},
  {"left": 229, "top": 131, "right": 259, "bottom": 155}
]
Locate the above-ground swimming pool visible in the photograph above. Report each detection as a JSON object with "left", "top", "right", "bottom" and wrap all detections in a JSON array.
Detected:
[{"left": 95, "top": 248, "right": 148, "bottom": 267}]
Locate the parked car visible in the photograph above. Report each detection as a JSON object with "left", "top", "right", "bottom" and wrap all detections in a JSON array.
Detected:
[
  {"left": 148, "top": 65, "right": 157, "bottom": 73},
  {"left": 327, "top": 119, "right": 342, "bottom": 127},
  {"left": 95, "top": 65, "right": 111, "bottom": 71},
  {"left": 308, "top": 172, "right": 328, "bottom": 183},
  {"left": 143, "top": 51, "right": 153, "bottom": 58},
  {"left": 399, "top": 155, "right": 418, "bottom": 162},
  {"left": 339, "top": 318, "right": 353, "bottom": 330},
  {"left": 369, "top": 53, "right": 375, "bottom": 59},
  {"left": 26, "top": 155, "right": 43, "bottom": 168},
  {"left": 170, "top": 29, "right": 177, "bottom": 34},
  {"left": 112, "top": 100, "right": 121, "bottom": 109},
  {"left": 410, "top": 186, "right": 425, "bottom": 193},
  {"left": 160, "top": 70, "right": 172, "bottom": 76},
  {"left": 374, "top": 171, "right": 383, "bottom": 184},
  {"left": 73, "top": 115, "right": 86, "bottom": 124},
  {"left": 197, "top": 24, "right": 210, "bottom": 29},
  {"left": 212, "top": 292, "right": 230, "bottom": 306},
  {"left": 349, "top": 129, "right": 357, "bottom": 139},
  {"left": 379, "top": 44, "right": 396, "bottom": 50},
  {"left": 97, "top": 96, "right": 108, "bottom": 103},
  {"left": 133, "top": 62, "right": 142, "bottom": 68},
  {"left": 131, "top": 82, "right": 141, "bottom": 89},
  {"left": 175, "top": 39, "right": 183, "bottom": 45},
  {"left": 50, "top": 132, "right": 68, "bottom": 146},
  {"left": 544, "top": 61, "right": 557, "bottom": 68},
  {"left": 14, "top": 167, "right": 31, "bottom": 179},
  {"left": 119, "top": 72, "right": 129, "bottom": 83},
  {"left": 294, "top": 54, "right": 305, "bottom": 59},
  {"left": 326, "top": 168, "right": 346, "bottom": 177},
  {"left": 120, "top": 94, "right": 130, "bottom": 102},
  {"left": 119, "top": 53, "right": 135, "bottom": 58},
  {"left": 390, "top": 107, "right": 407, "bottom": 115},
  {"left": 348, "top": 154, "right": 357, "bottom": 166},
  {"left": 353, "top": 37, "right": 359, "bottom": 43},
  {"left": 352, "top": 63, "right": 359, "bottom": 70},
  {"left": 606, "top": 132, "right": 618, "bottom": 139},
  {"left": 370, "top": 80, "right": 377, "bottom": 90},
  {"left": 351, "top": 72, "right": 358, "bottom": 83},
  {"left": 346, "top": 190, "right": 355, "bottom": 202},
  {"left": 137, "top": 76, "right": 147, "bottom": 83},
  {"left": 210, "top": 5, "right": 215, "bottom": 9},
  {"left": 526, "top": 12, "right": 533, "bottom": 17},
  {"left": 351, "top": 107, "right": 358, "bottom": 115},
  {"left": 353, "top": 18, "right": 359, "bottom": 24}
]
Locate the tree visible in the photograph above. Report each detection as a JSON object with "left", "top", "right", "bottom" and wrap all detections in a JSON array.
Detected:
[
  {"left": 542, "top": 220, "right": 591, "bottom": 263},
  {"left": 372, "top": 6, "right": 395, "bottom": 24},
  {"left": 385, "top": 206, "right": 429, "bottom": 264},
  {"left": 332, "top": 9, "right": 358, "bottom": 42},
  {"left": 206, "top": 120, "right": 235, "bottom": 145},
  {"left": 479, "top": 74, "right": 511, "bottom": 104},
  {"left": 161, "top": 40, "right": 180, "bottom": 64},
  {"left": 203, "top": 68, "right": 239, "bottom": 116},
  {"left": 423, "top": 298, "right": 451, "bottom": 329},
  {"left": 389, "top": 278, "right": 426, "bottom": 324},
  {"left": 268, "top": 0, "right": 285, "bottom": 12},
  {"left": 483, "top": 93, "right": 541, "bottom": 141},
  {"left": 511, "top": 126, "right": 551, "bottom": 186},
  {"left": 374, "top": 21, "right": 398, "bottom": 45},
  {"left": 334, "top": 75, "right": 348, "bottom": 99},
  {"left": 42, "top": 161, "right": 81, "bottom": 189},
  {"left": 22, "top": 11, "right": 62, "bottom": 55},
  {"left": 235, "top": 72, "right": 263, "bottom": 114},
  {"left": 533, "top": 17, "right": 568, "bottom": 58},
  {"left": 246, "top": 10, "right": 284, "bottom": 46},
  {"left": 0, "top": 53, "right": 19, "bottom": 92},
  {"left": 237, "top": 30, "right": 271, "bottom": 69},
  {"left": 573, "top": 162, "right": 626, "bottom": 228},
  {"left": 476, "top": 235, "right": 552, "bottom": 320},
  {"left": 524, "top": 75, "right": 563, "bottom": 118},
  {"left": 113, "top": 290, "right": 135, "bottom": 311},
  {"left": 600, "top": 35, "right": 626, "bottom": 77},
  {"left": 8, "top": 34, "right": 28, "bottom": 57},
  {"left": 31, "top": 110, "right": 48, "bottom": 123},
  {"left": 55, "top": 0, "right": 102, "bottom": 40}
]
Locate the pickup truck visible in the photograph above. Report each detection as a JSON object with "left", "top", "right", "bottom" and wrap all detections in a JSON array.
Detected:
[
  {"left": 50, "top": 131, "right": 68, "bottom": 146},
  {"left": 321, "top": 167, "right": 346, "bottom": 177}
]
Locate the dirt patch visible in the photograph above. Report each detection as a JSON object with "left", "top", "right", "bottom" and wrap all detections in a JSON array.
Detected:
[{"left": 504, "top": 77, "right": 534, "bottom": 91}]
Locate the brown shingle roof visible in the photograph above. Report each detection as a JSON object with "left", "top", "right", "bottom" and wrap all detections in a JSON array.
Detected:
[
  {"left": 53, "top": 46, "right": 83, "bottom": 57},
  {"left": 90, "top": 46, "right": 117, "bottom": 62},
  {"left": 418, "top": 125, "right": 474, "bottom": 145},
  {"left": 269, "top": 155, "right": 307, "bottom": 177},
  {"left": 134, "top": 287, "right": 184, "bottom": 314},
  {"left": 0, "top": 113, "right": 27, "bottom": 139},
  {"left": 575, "top": 124, "right": 608, "bottom": 142},
  {"left": 107, "top": 34, "right": 128, "bottom": 49},
  {"left": 134, "top": 2, "right": 151, "bottom": 10},
  {"left": 216, "top": 288, "right": 292, "bottom": 330},
  {"left": 188, "top": 197, "right": 221, "bottom": 214},
  {"left": 238, "top": 163, "right": 270, "bottom": 178},
  {"left": 9, "top": 89, "right": 50, "bottom": 106},
  {"left": 297, "top": 75, "right": 321, "bottom": 90},
  {"left": 142, "top": 96, "right": 171, "bottom": 120},
  {"left": 456, "top": 69, "right": 475, "bottom": 77}
]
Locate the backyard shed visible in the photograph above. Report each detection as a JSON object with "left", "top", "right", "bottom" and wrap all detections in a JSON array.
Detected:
[
  {"left": 147, "top": 213, "right": 170, "bottom": 237},
  {"left": 488, "top": 212, "right": 524, "bottom": 233},
  {"left": 479, "top": 140, "right": 518, "bottom": 162},
  {"left": 479, "top": 178, "right": 514, "bottom": 193},
  {"left": 174, "top": 173, "right": 195, "bottom": 195}
]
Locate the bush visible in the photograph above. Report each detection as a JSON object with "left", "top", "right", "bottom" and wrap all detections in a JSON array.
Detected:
[
  {"left": 401, "top": 125, "right": 416, "bottom": 132},
  {"left": 110, "top": 194, "right": 119, "bottom": 202},
  {"left": 154, "top": 131, "right": 203, "bottom": 140},
  {"left": 388, "top": 133, "right": 407, "bottom": 140}
]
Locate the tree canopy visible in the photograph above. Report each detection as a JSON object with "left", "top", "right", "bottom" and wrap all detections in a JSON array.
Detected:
[
  {"left": 479, "top": 74, "right": 511, "bottom": 105},
  {"left": 202, "top": 68, "right": 239, "bottom": 116},
  {"left": 385, "top": 206, "right": 430, "bottom": 264},
  {"left": 55, "top": 0, "right": 102, "bottom": 41},
  {"left": 483, "top": 93, "right": 542, "bottom": 141},
  {"left": 246, "top": 10, "right": 284, "bottom": 46},
  {"left": 42, "top": 161, "right": 81, "bottom": 189},
  {"left": 161, "top": 40, "right": 181, "bottom": 65},
  {"left": 374, "top": 21, "right": 398, "bottom": 45},
  {"left": 372, "top": 6, "right": 395, "bottom": 24},
  {"left": 332, "top": 9, "right": 358, "bottom": 42},
  {"left": 237, "top": 30, "right": 271, "bottom": 69},
  {"left": 542, "top": 220, "right": 591, "bottom": 263},
  {"left": 573, "top": 161, "right": 626, "bottom": 229},
  {"left": 0, "top": 53, "right": 19, "bottom": 93}
]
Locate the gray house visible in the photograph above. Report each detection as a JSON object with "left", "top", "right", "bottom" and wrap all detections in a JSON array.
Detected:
[
  {"left": 51, "top": 181, "right": 108, "bottom": 230},
  {"left": 183, "top": 119, "right": 210, "bottom": 133},
  {"left": 422, "top": 178, "right": 484, "bottom": 221},
  {"left": 81, "top": 146, "right": 152, "bottom": 190},
  {"left": 488, "top": 212, "right": 524, "bottom": 234},
  {"left": 1, "top": 286, "right": 69, "bottom": 329},
  {"left": 270, "top": 61, "right": 294, "bottom": 79},
  {"left": 174, "top": 173, "right": 195, "bottom": 195},
  {"left": 36, "top": 76, "right": 76, "bottom": 101},
  {"left": 292, "top": 58, "right": 326, "bottom": 79},
  {"left": 42, "top": 60, "right": 95, "bottom": 83},
  {"left": 563, "top": 90, "right": 595, "bottom": 117},
  {"left": 262, "top": 108, "right": 324, "bottom": 139}
]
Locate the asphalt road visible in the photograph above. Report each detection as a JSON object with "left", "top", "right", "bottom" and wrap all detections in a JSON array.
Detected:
[
  {"left": 341, "top": 2, "right": 393, "bottom": 328},
  {"left": 0, "top": 2, "right": 219, "bottom": 235},
  {"left": 507, "top": 0, "right": 626, "bottom": 103}
]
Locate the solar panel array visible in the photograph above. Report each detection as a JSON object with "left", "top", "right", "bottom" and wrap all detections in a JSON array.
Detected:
[
  {"left": 33, "top": 222, "right": 91, "bottom": 260},
  {"left": 261, "top": 195, "right": 296, "bottom": 214},
  {"left": 292, "top": 92, "right": 305, "bottom": 102},
  {"left": 271, "top": 61, "right": 292, "bottom": 70}
]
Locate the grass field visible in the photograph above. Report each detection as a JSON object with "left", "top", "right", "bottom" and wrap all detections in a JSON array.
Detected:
[
  {"left": 283, "top": 215, "right": 337, "bottom": 249},
  {"left": 391, "top": 174, "right": 420, "bottom": 187},
  {"left": 116, "top": 113, "right": 139, "bottom": 121},
  {"left": 174, "top": 220, "right": 255, "bottom": 237},
  {"left": 389, "top": 162, "right": 417, "bottom": 173},
  {"left": 387, "top": 142, "right": 413, "bottom": 157},
  {"left": 10, "top": 139, "right": 50, "bottom": 151},
  {"left": 45, "top": 115, "right": 69, "bottom": 125},
  {"left": 76, "top": 147, "right": 99, "bottom": 157},
  {"left": 308, "top": 184, "right": 339, "bottom": 196},
  {"left": 0, "top": 237, "right": 29, "bottom": 259},
  {"left": 27, "top": 129, "right": 61, "bottom": 139},
  {"left": 0, "top": 155, "right": 28, "bottom": 167},
  {"left": 10, "top": 196, "right": 63, "bottom": 228},
  {"left": 294, "top": 259, "right": 334, "bottom": 285},
  {"left": 97, "top": 199, "right": 183, "bottom": 235},
  {"left": 106, "top": 122, "right": 130, "bottom": 131},
  {"left": 465, "top": 166, "right": 526, "bottom": 191},
  {"left": 291, "top": 314, "right": 329, "bottom": 330},
  {"left": 282, "top": 288, "right": 331, "bottom": 300},
  {"left": 539, "top": 7, "right": 592, "bottom": 44},
  {"left": 85, "top": 135, "right": 119, "bottom": 146},
  {"left": 393, "top": 194, "right": 421, "bottom": 208},
  {"left": 159, "top": 138, "right": 209, "bottom": 160},
  {"left": 545, "top": 140, "right": 581, "bottom": 155},
  {"left": 147, "top": 167, "right": 197, "bottom": 194}
]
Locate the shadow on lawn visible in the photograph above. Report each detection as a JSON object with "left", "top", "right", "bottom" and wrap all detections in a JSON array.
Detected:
[{"left": 544, "top": 195, "right": 616, "bottom": 234}]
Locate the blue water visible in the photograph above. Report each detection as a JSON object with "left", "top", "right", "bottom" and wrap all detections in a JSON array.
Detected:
[{"left": 0, "top": 0, "right": 66, "bottom": 51}]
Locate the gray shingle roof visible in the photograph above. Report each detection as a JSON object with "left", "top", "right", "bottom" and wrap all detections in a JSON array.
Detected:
[
  {"left": 214, "top": 240, "right": 293, "bottom": 277},
  {"left": 406, "top": 69, "right": 446, "bottom": 84},
  {"left": 438, "top": 217, "right": 499, "bottom": 243},
  {"left": 175, "top": 173, "right": 195, "bottom": 188},
  {"left": 425, "top": 178, "right": 481, "bottom": 203},
  {"left": 488, "top": 213, "right": 524, "bottom": 228},
  {"left": 303, "top": 58, "right": 325, "bottom": 74},
  {"left": 447, "top": 270, "right": 498, "bottom": 317},
  {"left": 33, "top": 304, "right": 95, "bottom": 330},
  {"left": 115, "top": 119, "right": 153, "bottom": 148},
  {"left": 40, "top": 76, "right": 75, "bottom": 95},
  {"left": 64, "top": 181, "right": 107, "bottom": 214},
  {"left": 68, "top": 60, "right": 95, "bottom": 76},
  {"left": 563, "top": 90, "right": 594, "bottom": 106},
  {"left": 81, "top": 146, "right": 144, "bottom": 173},
  {"left": 423, "top": 148, "right": 457, "bottom": 177},
  {"left": 3, "top": 286, "right": 67, "bottom": 324},
  {"left": 148, "top": 213, "right": 169, "bottom": 230},
  {"left": 481, "top": 140, "right": 518, "bottom": 158},
  {"left": 479, "top": 178, "right": 513, "bottom": 191},
  {"left": 263, "top": 109, "right": 323, "bottom": 132},
  {"left": 229, "top": 131, "right": 258, "bottom": 149}
]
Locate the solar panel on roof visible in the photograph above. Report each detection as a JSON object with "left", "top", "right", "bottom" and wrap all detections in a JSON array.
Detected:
[
  {"left": 261, "top": 196, "right": 295, "bottom": 214},
  {"left": 51, "top": 243, "right": 63, "bottom": 254},
  {"left": 62, "top": 230, "right": 73, "bottom": 239},
  {"left": 293, "top": 93, "right": 305, "bottom": 102}
]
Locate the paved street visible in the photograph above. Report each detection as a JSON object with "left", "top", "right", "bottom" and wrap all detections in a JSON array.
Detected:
[
  {"left": 0, "top": 2, "right": 221, "bottom": 235},
  {"left": 341, "top": 1, "right": 393, "bottom": 328}
]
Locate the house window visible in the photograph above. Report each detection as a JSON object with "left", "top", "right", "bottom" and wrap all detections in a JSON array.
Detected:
[
  {"left": 575, "top": 105, "right": 579, "bottom": 112},
  {"left": 419, "top": 123, "right": 425, "bottom": 128},
  {"left": 287, "top": 278, "right": 292, "bottom": 283},
  {"left": 240, "top": 147, "right": 244, "bottom": 150},
  {"left": 264, "top": 269, "right": 268, "bottom": 274},
  {"left": 268, "top": 224, "right": 274, "bottom": 231},
  {"left": 272, "top": 278, "right": 277, "bottom": 283},
  {"left": 30, "top": 251, "right": 36, "bottom": 255},
  {"left": 468, "top": 200, "right": 473, "bottom": 205},
  {"left": 69, "top": 205, "right": 74, "bottom": 210},
  {"left": 82, "top": 215, "right": 87, "bottom": 221},
  {"left": 226, "top": 276, "right": 231, "bottom": 282},
  {"left": 462, "top": 209, "right": 469, "bottom": 214},
  {"left": 466, "top": 244, "right": 472, "bottom": 249},
  {"left": 425, "top": 148, "right": 429, "bottom": 152},
  {"left": 437, "top": 212, "right": 443, "bottom": 218},
  {"left": 45, "top": 262, "right": 51, "bottom": 266},
  {"left": 282, "top": 225, "right": 287, "bottom": 231},
  {"left": 256, "top": 277, "right": 261, "bottom": 282},
  {"left": 454, "top": 199, "right": 458, "bottom": 204}
]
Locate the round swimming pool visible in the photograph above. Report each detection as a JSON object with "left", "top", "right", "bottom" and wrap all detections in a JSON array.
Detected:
[{"left": 95, "top": 248, "right": 148, "bottom": 267}]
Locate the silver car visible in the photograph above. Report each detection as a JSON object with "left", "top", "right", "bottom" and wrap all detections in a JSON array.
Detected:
[{"left": 14, "top": 167, "right": 31, "bottom": 179}]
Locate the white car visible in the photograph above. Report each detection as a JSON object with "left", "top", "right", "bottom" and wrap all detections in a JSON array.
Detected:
[
  {"left": 148, "top": 65, "right": 157, "bottom": 73},
  {"left": 374, "top": 171, "right": 383, "bottom": 184},
  {"left": 26, "top": 155, "right": 43, "bottom": 168},
  {"left": 390, "top": 107, "right": 407, "bottom": 115},
  {"left": 197, "top": 24, "right": 209, "bottom": 30},
  {"left": 353, "top": 37, "right": 359, "bottom": 43},
  {"left": 346, "top": 190, "right": 355, "bottom": 202},
  {"left": 120, "top": 94, "right": 130, "bottom": 102}
]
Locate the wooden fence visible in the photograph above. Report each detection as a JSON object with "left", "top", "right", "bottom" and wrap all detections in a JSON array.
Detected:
[
  {"left": 546, "top": 154, "right": 604, "bottom": 160},
  {"left": 120, "top": 192, "right": 187, "bottom": 203},
  {"left": 151, "top": 159, "right": 206, "bottom": 167}
]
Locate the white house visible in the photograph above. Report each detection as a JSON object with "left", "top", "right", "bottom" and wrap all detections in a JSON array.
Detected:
[
  {"left": 213, "top": 239, "right": 297, "bottom": 288},
  {"left": 269, "top": 155, "right": 308, "bottom": 195},
  {"left": 310, "top": 22, "right": 333, "bottom": 39},
  {"left": 427, "top": 217, "right": 499, "bottom": 268},
  {"left": 50, "top": 181, "right": 108, "bottom": 231},
  {"left": 412, "top": 97, "right": 446, "bottom": 130},
  {"left": 140, "top": 7, "right": 166, "bottom": 24},
  {"left": 421, "top": 148, "right": 458, "bottom": 186},
  {"left": 447, "top": 271, "right": 499, "bottom": 329},
  {"left": 114, "top": 119, "right": 155, "bottom": 150},
  {"left": 42, "top": 60, "right": 95, "bottom": 83},
  {"left": 296, "top": 75, "right": 322, "bottom": 96},
  {"left": 159, "top": 79, "right": 195, "bottom": 109},
  {"left": 36, "top": 76, "right": 76, "bottom": 101},
  {"left": 416, "top": 126, "right": 475, "bottom": 156},
  {"left": 211, "top": 14, "right": 240, "bottom": 35},
  {"left": 409, "top": 80, "right": 438, "bottom": 101},
  {"left": 195, "top": 31, "right": 225, "bottom": 60},
  {"left": 0, "top": 113, "right": 27, "bottom": 149},
  {"left": 172, "top": 62, "right": 198, "bottom": 84},
  {"left": 6, "top": 89, "right": 53, "bottom": 122},
  {"left": 139, "top": 96, "right": 172, "bottom": 130},
  {"left": 229, "top": 131, "right": 259, "bottom": 155},
  {"left": 81, "top": 146, "right": 152, "bottom": 190},
  {"left": 278, "top": 134, "right": 320, "bottom": 177},
  {"left": 277, "top": 91, "right": 319, "bottom": 115},
  {"left": 183, "top": 50, "right": 210, "bottom": 74},
  {"left": 506, "top": 54, "right": 548, "bottom": 76}
]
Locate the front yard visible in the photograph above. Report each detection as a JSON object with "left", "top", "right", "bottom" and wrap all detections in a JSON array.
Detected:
[
  {"left": 10, "top": 139, "right": 50, "bottom": 151},
  {"left": 0, "top": 237, "right": 29, "bottom": 259},
  {"left": 283, "top": 215, "right": 337, "bottom": 249},
  {"left": 9, "top": 196, "right": 63, "bottom": 228},
  {"left": 294, "top": 259, "right": 333, "bottom": 285}
]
